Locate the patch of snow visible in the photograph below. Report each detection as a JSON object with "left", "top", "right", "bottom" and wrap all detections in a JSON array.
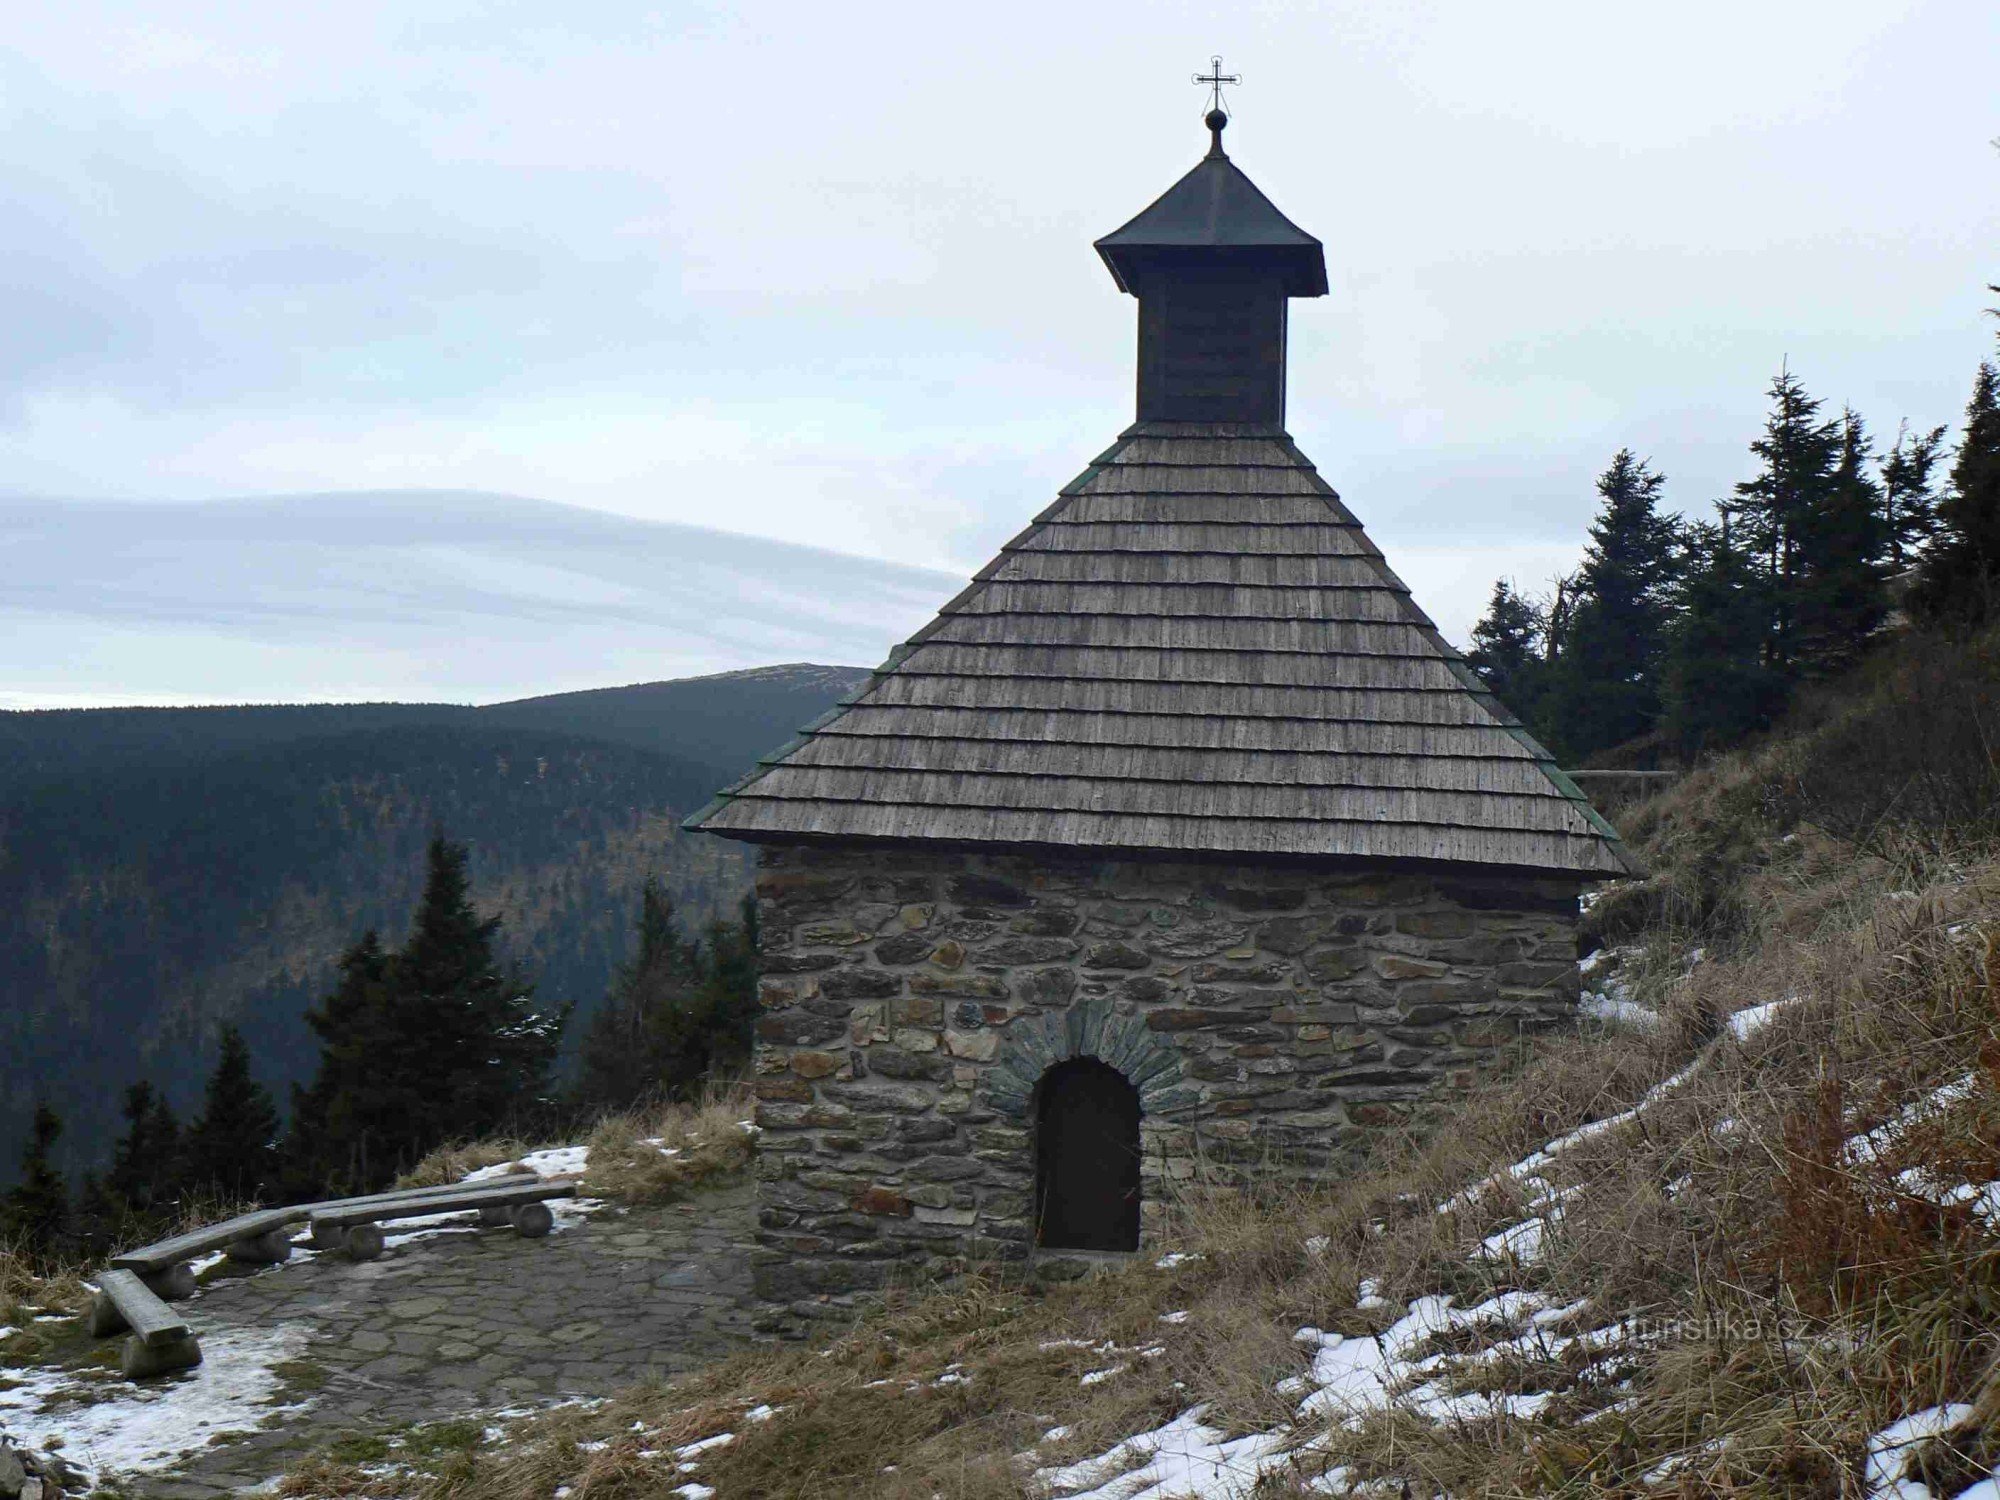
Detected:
[
  {"left": 1726, "top": 995, "right": 1799, "bottom": 1041},
  {"left": 1304, "top": 1234, "right": 1330, "bottom": 1258},
  {"left": 744, "top": 1403, "right": 778, "bottom": 1422},
  {"left": 1849, "top": 1075, "right": 1979, "bottom": 1168},
  {"left": 1441, "top": 1062, "right": 1700, "bottom": 1214},
  {"left": 1866, "top": 1403, "right": 1973, "bottom": 1498},
  {"left": 1036, "top": 1406, "right": 1290, "bottom": 1500},
  {"left": 0, "top": 1322, "right": 312, "bottom": 1486},
  {"left": 1581, "top": 992, "right": 1664, "bottom": 1030},
  {"left": 465, "top": 1143, "right": 588, "bottom": 1181},
  {"left": 1477, "top": 1217, "right": 1548, "bottom": 1264},
  {"left": 672, "top": 1432, "right": 736, "bottom": 1460},
  {"left": 672, "top": 1486, "right": 717, "bottom": 1500},
  {"left": 1154, "top": 1252, "right": 1202, "bottom": 1269},
  {"left": 1158, "top": 1310, "right": 1189, "bottom": 1325},
  {"left": 1355, "top": 1277, "right": 1389, "bottom": 1312},
  {"left": 1079, "top": 1365, "right": 1127, "bottom": 1386}
]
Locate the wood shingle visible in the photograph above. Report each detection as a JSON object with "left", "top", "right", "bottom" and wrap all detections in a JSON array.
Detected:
[{"left": 688, "top": 425, "right": 1635, "bottom": 878}]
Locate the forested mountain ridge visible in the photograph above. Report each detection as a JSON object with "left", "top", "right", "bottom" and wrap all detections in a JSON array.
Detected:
[
  {"left": 0, "top": 665, "right": 869, "bottom": 1180},
  {"left": 0, "top": 661, "right": 869, "bottom": 794}
]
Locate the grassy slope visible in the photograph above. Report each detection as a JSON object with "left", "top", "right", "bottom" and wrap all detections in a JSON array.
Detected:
[{"left": 275, "top": 628, "right": 2000, "bottom": 1499}]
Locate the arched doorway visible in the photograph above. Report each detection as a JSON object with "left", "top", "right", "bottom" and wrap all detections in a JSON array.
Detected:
[{"left": 1034, "top": 1057, "right": 1141, "bottom": 1251}]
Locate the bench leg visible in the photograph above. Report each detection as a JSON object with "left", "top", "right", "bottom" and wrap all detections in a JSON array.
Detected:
[
  {"left": 121, "top": 1332, "right": 203, "bottom": 1379},
  {"left": 226, "top": 1229, "right": 294, "bottom": 1265},
  {"left": 344, "top": 1223, "right": 386, "bottom": 1261},
  {"left": 88, "top": 1290, "right": 129, "bottom": 1338},
  {"left": 478, "top": 1206, "right": 513, "bottom": 1226},
  {"left": 307, "top": 1222, "right": 348, "bottom": 1252},
  {"left": 141, "top": 1263, "right": 197, "bottom": 1301},
  {"left": 511, "top": 1201, "right": 555, "bottom": 1239}
]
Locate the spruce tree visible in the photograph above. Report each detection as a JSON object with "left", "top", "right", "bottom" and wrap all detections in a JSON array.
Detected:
[
  {"left": 1914, "top": 340, "right": 2000, "bottom": 624},
  {"left": 1730, "top": 369, "right": 1842, "bottom": 684},
  {"left": 184, "top": 1025, "right": 281, "bottom": 1202},
  {"left": 577, "top": 880, "right": 695, "bottom": 1110},
  {"left": 290, "top": 836, "right": 562, "bottom": 1192},
  {"left": 1466, "top": 579, "right": 1547, "bottom": 721},
  {"left": 107, "top": 1081, "right": 182, "bottom": 1217},
  {"left": 1792, "top": 408, "right": 1889, "bottom": 674},
  {"left": 575, "top": 883, "right": 759, "bottom": 1112},
  {"left": 4, "top": 1103, "right": 70, "bottom": 1258},
  {"left": 1664, "top": 519, "right": 1781, "bottom": 755},
  {"left": 393, "top": 833, "right": 562, "bottom": 1150},
  {"left": 289, "top": 930, "right": 398, "bottom": 1195},
  {"left": 1543, "top": 451, "right": 1680, "bottom": 758},
  {"left": 1881, "top": 421, "right": 1949, "bottom": 569}
]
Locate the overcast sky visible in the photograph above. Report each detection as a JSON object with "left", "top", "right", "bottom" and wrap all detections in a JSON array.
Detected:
[{"left": 4, "top": 0, "right": 1996, "bottom": 706}]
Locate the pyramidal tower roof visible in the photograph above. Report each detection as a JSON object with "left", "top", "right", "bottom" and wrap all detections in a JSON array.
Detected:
[{"left": 687, "top": 112, "right": 1633, "bottom": 879}]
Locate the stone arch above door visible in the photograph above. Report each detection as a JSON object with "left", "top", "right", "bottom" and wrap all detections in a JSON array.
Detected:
[{"left": 983, "top": 999, "right": 1198, "bottom": 1120}]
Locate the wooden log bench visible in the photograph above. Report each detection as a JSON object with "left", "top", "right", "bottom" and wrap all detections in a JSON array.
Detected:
[
  {"left": 87, "top": 1268, "right": 203, "bottom": 1378},
  {"left": 307, "top": 1177, "right": 579, "bottom": 1261},
  {"left": 107, "top": 1174, "right": 545, "bottom": 1286},
  {"left": 90, "top": 1171, "right": 565, "bottom": 1376}
]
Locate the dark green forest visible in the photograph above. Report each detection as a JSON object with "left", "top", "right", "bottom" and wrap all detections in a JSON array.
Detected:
[
  {"left": 1467, "top": 321, "right": 2000, "bottom": 765},
  {"left": 0, "top": 665, "right": 866, "bottom": 1184}
]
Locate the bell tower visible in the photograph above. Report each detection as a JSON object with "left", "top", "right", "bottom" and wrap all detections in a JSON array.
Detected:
[{"left": 1094, "top": 107, "right": 1327, "bottom": 426}]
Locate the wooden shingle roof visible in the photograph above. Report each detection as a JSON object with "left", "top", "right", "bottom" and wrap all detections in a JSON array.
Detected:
[{"left": 687, "top": 423, "right": 1635, "bottom": 878}]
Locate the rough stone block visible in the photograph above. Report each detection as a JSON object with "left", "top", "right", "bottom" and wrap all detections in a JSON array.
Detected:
[
  {"left": 909, "top": 972, "right": 1008, "bottom": 999},
  {"left": 820, "top": 968, "right": 901, "bottom": 1001},
  {"left": 854, "top": 1186, "right": 913, "bottom": 1217},
  {"left": 874, "top": 932, "right": 933, "bottom": 966},
  {"left": 944, "top": 1028, "right": 1000, "bottom": 1061}
]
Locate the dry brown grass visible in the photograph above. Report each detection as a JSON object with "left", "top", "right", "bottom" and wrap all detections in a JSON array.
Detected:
[
  {"left": 0, "top": 1241, "right": 90, "bottom": 1327},
  {"left": 581, "top": 1084, "right": 757, "bottom": 1204},
  {"left": 395, "top": 1138, "right": 538, "bottom": 1190}
]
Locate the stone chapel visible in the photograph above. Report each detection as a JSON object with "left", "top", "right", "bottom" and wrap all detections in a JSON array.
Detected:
[{"left": 687, "top": 106, "right": 1634, "bottom": 1327}]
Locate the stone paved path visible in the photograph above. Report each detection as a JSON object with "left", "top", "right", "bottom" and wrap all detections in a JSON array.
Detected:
[{"left": 140, "top": 1184, "right": 757, "bottom": 1498}]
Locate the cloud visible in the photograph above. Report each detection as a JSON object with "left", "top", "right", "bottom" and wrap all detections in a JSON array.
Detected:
[{"left": 0, "top": 492, "right": 955, "bottom": 704}]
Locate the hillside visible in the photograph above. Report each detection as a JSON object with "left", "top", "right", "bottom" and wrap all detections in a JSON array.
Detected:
[
  {"left": 0, "top": 664, "right": 870, "bottom": 1180},
  {"left": 265, "top": 625, "right": 2000, "bottom": 1498}
]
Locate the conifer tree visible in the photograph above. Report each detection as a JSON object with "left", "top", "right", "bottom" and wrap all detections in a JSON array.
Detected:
[
  {"left": 288, "top": 835, "right": 562, "bottom": 1193},
  {"left": 575, "top": 882, "right": 758, "bottom": 1111},
  {"left": 1730, "top": 369, "right": 1841, "bottom": 683},
  {"left": 184, "top": 1025, "right": 281, "bottom": 1202},
  {"left": 1880, "top": 421, "right": 1949, "bottom": 569},
  {"left": 107, "top": 1081, "right": 182, "bottom": 1217},
  {"left": 1792, "top": 409, "right": 1889, "bottom": 674},
  {"left": 577, "top": 880, "right": 694, "bottom": 1110},
  {"left": 4, "top": 1103, "right": 70, "bottom": 1258},
  {"left": 1466, "top": 579, "right": 1547, "bottom": 721},
  {"left": 1542, "top": 451, "right": 1680, "bottom": 758},
  {"left": 1914, "top": 338, "right": 2000, "bottom": 623},
  {"left": 392, "top": 834, "right": 562, "bottom": 1147},
  {"left": 289, "top": 930, "right": 398, "bottom": 1195},
  {"left": 1663, "top": 519, "right": 1780, "bottom": 755}
]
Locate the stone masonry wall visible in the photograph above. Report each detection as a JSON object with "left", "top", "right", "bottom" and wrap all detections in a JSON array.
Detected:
[{"left": 749, "top": 845, "right": 1583, "bottom": 1329}]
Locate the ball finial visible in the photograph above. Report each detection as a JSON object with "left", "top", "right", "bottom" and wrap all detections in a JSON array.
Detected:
[{"left": 1205, "top": 108, "right": 1228, "bottom": 133}]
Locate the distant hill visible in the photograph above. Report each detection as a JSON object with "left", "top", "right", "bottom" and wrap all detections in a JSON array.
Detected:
[
  {"left": 0, "top": 664, "right": 871, "bottom": 1180},
  {"left": 0, "top": 662, "right": 871, "bottom": 795}
]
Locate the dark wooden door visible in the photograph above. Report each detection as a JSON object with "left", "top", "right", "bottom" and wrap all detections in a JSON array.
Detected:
[{"left": 1034, "top": 1058, "right": 1141, "bottom": 1251}]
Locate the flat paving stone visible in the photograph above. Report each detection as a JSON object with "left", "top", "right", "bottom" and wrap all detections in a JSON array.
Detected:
[{"left": 136, "top": 1183, "right": 757, "bottom": 1498}]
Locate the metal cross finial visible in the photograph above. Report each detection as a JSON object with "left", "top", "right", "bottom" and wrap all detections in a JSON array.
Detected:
[{"left": 1193, "top": 55, "right": 1240, "bottom": 116}]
